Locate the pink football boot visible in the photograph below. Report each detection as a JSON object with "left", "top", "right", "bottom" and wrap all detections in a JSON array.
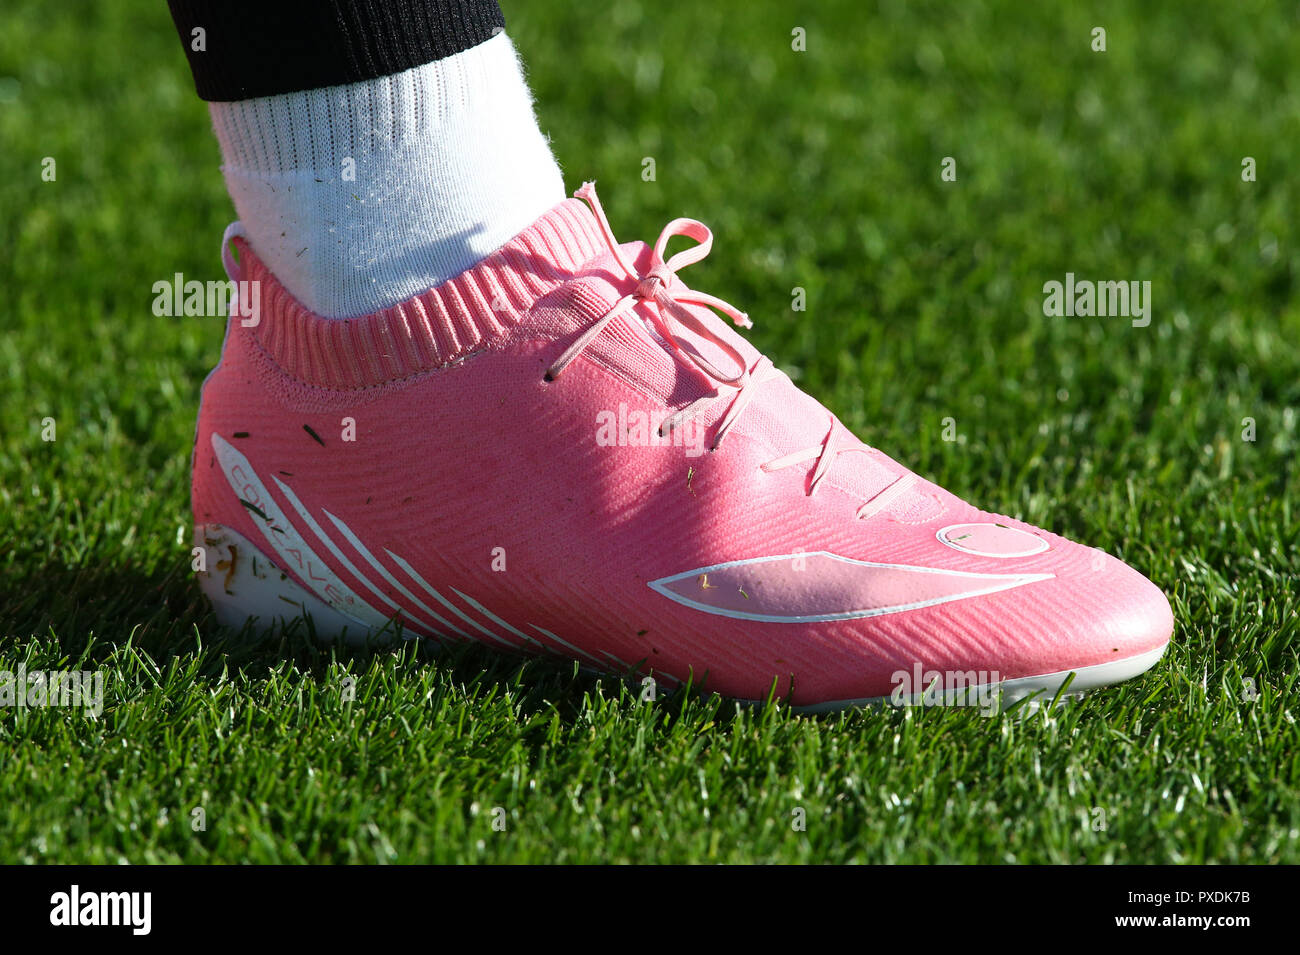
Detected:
[{"left": 192, "top": 183, "right": 1173, "bottom": 710}]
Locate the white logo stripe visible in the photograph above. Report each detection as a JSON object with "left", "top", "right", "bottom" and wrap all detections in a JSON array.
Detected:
[
  {"left": 531, "top": 628, "right": 679, "bottom": 687},
  {"left": 383, "top": 550, "right": 521, "bottom": 649},
  {"left": 270, "top": 475, "right": 432, "bottom": 638},
  {"left": 213, "top": 434, "right": 593, "bottom": 658},
  {"left": 530, "top": 626, "right": 605, "bottom": 666},
  {"left": 211, "top": 433, "right": 386, "bottom": 630},
  {"left": 602, "top": 651, "right": 637, "bottom": 671},
  {"left": 449, "top": 588, "right": 543, "bottom": 648},
  {"left": 322, "top": 509, "right": 470, "bottom": 642}
]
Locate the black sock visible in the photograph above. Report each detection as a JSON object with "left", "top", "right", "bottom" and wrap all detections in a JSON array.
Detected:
[{"left": 166, "top": 0, "right": 505, "bottom": 101}]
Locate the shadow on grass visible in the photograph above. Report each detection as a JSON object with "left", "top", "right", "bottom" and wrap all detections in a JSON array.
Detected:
[{"left": 1, "top": 557, "right": 757, "bottom": 730}]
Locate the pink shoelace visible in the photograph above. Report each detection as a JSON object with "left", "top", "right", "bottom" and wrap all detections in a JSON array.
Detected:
[{"left": 551, "top": 182, "right": 901, "bottom": 511}]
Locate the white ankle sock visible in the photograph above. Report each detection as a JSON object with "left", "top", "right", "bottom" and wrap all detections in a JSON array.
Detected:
[{"left": 209, "top": 32, "right": 565, "bottom": 319}]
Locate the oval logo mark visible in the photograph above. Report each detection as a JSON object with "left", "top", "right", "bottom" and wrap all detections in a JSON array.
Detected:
[{"left": 936, "top": 522, "right": 1050, "bottom": 558}]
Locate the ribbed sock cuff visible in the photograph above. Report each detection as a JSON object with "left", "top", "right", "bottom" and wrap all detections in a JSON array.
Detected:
[{"left": 232, "top": 197, "right": 606, "bottom": 389}]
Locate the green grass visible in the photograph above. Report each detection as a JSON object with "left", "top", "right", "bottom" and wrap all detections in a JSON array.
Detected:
[{"left": 1, "top": 0, "right": 1297, "bottom": 863}]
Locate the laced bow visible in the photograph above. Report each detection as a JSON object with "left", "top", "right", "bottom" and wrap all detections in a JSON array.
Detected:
[{"left": 551, "top": 182, "right": 880, "bottom": 506}]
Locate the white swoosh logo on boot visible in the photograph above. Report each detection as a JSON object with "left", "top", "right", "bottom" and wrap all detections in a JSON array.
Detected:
[{"left": 649, "top": 552, "right": 1053, "bottom": 623}]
